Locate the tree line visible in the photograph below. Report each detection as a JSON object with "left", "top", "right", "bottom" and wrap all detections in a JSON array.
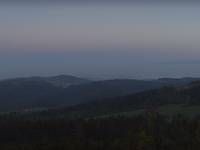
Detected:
[{"left": 0, "top": 112, "right": 200, "bottom": 150}]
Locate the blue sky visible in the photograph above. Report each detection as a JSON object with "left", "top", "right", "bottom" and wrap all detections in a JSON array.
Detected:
[{"left": 1, "top": 4, "right": 200, "bottom": 79}]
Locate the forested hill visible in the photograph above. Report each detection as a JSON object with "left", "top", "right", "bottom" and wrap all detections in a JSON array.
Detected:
[
  {"left": 60, "top": 81, "right": 200, "bottom": 118},
  {"left": 1, "top": 75, "right": 91, "bottom": 88},
  {"left": 0, "top": 76, "right": 199, "bottom": 112}
]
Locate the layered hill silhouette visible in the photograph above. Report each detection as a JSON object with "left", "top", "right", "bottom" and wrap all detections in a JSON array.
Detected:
[
  {"left": 1, "top": 75, "right": 91, "bottom": 88},
  {"left": 0, "top": 75, "right": 199, "bottom": 111},
  {"left": 59, "top": 80, "right": 200, "bottom": 118}
]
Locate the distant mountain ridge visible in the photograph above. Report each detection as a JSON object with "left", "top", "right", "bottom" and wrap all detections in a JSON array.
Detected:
[
  {"left": 0, "top": 75, "right": 200, "bottom": 112},
  {"left": 2, "top": 75, "right": 91, "bottom": 88}
]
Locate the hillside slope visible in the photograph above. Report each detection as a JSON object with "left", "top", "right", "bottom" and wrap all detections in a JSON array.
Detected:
[
  {"left": 0, "top": 76, "right": 199, "bottom": 112},
  {"left": 60, "top": 81, "right": 200, "bottom": 117}
]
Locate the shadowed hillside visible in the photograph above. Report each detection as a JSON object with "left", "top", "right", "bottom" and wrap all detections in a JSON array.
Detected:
[
  {"left": 0, "top": 76, "right": 199, "bottom": 112},
  {"left": 59, "top": 80, "right": 200, "bottom": 118}
]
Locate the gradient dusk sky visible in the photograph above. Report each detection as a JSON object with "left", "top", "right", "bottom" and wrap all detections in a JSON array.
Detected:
[{"left": 1, "top": 4, "right": 200, "bottom": 79}]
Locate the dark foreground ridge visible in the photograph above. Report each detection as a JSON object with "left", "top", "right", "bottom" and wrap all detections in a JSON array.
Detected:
[
  {"left": 1, "top": 79, "right": 200, "bottom": 149},
  {"left": 1, "top": 112, "right": 200, "bottom": 150}
]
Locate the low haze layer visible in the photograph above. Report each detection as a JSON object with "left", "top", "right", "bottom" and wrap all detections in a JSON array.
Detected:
[{"left": 1, "top": 4, "right": 200, "bottom": 79}]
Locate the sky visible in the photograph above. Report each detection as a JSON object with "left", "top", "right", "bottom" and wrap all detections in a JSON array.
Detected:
[{"left": 1, "top": 4, "right": 200, "bottom": 79}]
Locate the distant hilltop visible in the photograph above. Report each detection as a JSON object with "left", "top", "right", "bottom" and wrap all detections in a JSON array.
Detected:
[{"left": 0, "top": 75, "right": 200, "bottom": 112}]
